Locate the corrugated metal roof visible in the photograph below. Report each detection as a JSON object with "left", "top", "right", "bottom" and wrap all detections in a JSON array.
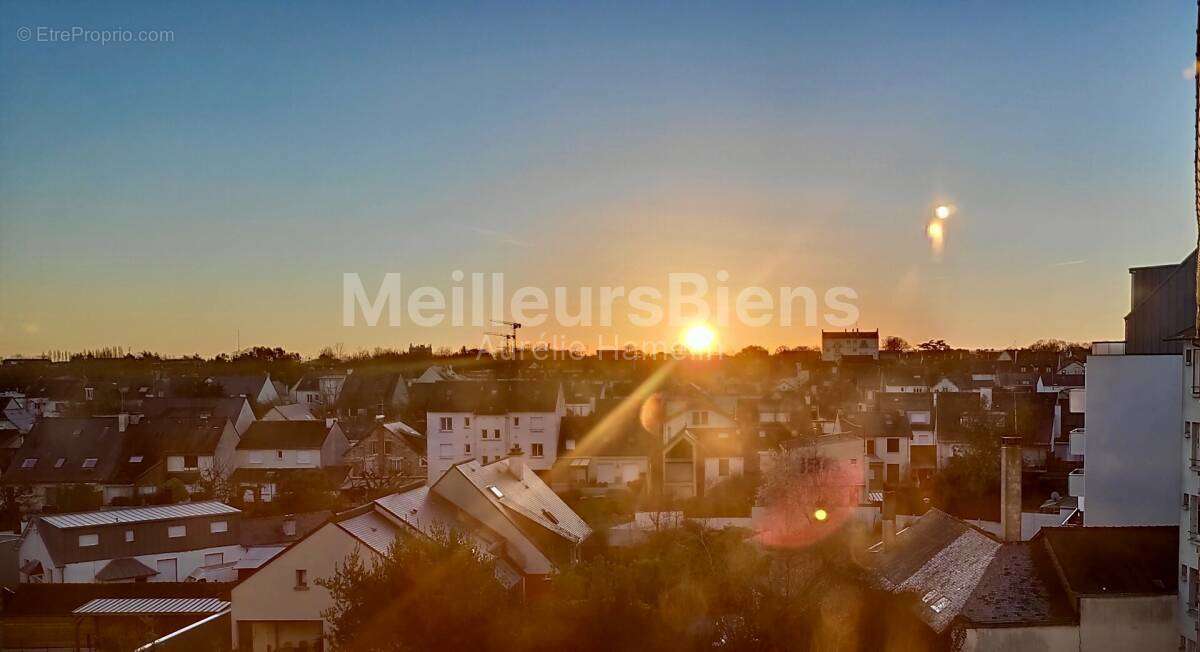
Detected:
[
  {"left": 73, "top": 597, "right": 230, "bottom": 615},
  {"left": 336, "top": 510, "right": 400, "bottom": 555},
  {"left": 41, "top": 501, "right": 240, "bottom": 529}
]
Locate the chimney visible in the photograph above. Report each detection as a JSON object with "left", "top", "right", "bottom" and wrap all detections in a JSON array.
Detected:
[
  {"left": 506, "top": 443, "right": 525, "bottom": 478},
  {"left": 1001, "top": 436, "right": 1022, "bottom": 542},
  {"left": 881, "top": 490, "right": 896, "bottom": 550},
  {"left": 117, "top": 413, "right": 129, "bottom": 433}
]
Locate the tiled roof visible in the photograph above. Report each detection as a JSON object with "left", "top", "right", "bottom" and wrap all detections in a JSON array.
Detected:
[
  {"left": 40, "top": 501, "right": 239, "bottom": 529},
  {"left": 870, "top": 509, "right": 1001, "bottom": 633},
  {"left": 237, "top": 421, "right": 330, "bottom": 449},
  {"left": 425, "top": 381, "right": 560, "bottom": 414},
  {"left": 960, "top": 542, "right": 1076, "bottom": 627},
  {"left": 95, "top": 557, "right": 159, "bottom": 582},
  {"left": 238, "top": 510, "right": 331, "bottom": 546},
  {"left": 2, "top": 417, "right": 148, "bottom": 485}
]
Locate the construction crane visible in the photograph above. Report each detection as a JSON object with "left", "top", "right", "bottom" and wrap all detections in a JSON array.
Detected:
[
  {"left": 490, "top": 320, "right": 521, "bottom": 357},
  {"left": 485, "top": 331, "right": 515, "bottom": 357}
]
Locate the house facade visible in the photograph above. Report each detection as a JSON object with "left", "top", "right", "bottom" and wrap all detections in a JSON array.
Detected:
[{"left": 18, "top": 502, "right": 243, "bottom": 584}]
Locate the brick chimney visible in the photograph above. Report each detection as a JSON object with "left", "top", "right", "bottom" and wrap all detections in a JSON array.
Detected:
[
  {"left": 506, "top": 443, "right": 525, "bottom": 478},
  {"left": 881, "top": 490, "right": 896, "bottom": 550},
  {"left": 1001, "top": 436, "right": 1022, "bottom": 542}
]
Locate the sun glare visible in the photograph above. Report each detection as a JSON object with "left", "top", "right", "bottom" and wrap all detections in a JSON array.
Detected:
[
  {"left": 682, "top": 323, "right": 717, "bottom": 353},
  {"left": 813, "top": 508, "right": 828, "bottom": 522},
  {"left": 934, "top": 205, "right": 951, "bottom": 219}
]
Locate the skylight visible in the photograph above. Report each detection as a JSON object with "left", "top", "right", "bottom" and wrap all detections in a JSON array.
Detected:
[
  {"left": 129, "top": 456, "right": 144, "bottom": 463},
  {"left": 81, "top": 458, "right": 98, "bottom": 469},
  {"left": 54, "top": 458, "right": 65, "bottom": 468},
  {"left": 20, "top": 458, "right": 36, "bottom": 469},
  {"left": 488, "top": 485, "right": 504, "bottom": 499}
]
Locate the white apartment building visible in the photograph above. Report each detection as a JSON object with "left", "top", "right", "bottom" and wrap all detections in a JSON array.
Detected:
[
  {"left": 425, "top": 381, "right": 565, "bottom": 482},
  {"left": 821, "top": 329, "right": 880, "bottom": 362},
  {"left": 1180, "top": 341, "right": 1200, "bottom": 649}
]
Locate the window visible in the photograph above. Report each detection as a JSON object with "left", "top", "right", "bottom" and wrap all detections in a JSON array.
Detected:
[
  {"left": 125, "top": 530, "right": 134, "bottom": 542},
  {"left": 20, "top": 458, "right": 36, "bottom": 469},
  {"left": 205, "top": 552, "right": 224, "bottom": 566},
  {"left": 283, "top": 519, "right": 297, "bottom": 536},
  {"left": 513, "top": 417, "right": 520, "bottom": 426},
  {"left": 54, "top": 458, "right": 65, "bottom": 468},
  {"left": 295, "top": 569, "right": 308, "bottom": 589},
  {"left": 210, "top": 521, "right": 228, "bottom": 534},
  {"left": 439, "top": 443, "right": 452, "bottom": 459},
  {"left": 531, "top": 443, "right": 544, "bottom": 458},
  {"left": 419, "top": 457, "right": 427, "bottom": 467},
  {"left": 718, "top": 458, "right": 730, "bottom": 476},
  {"left": 81, "top": 458, "right": 98, "bottom": 469},
  {"left": 183, "top": 455, "right": 198, "bottom": 469},
  {"left": 488, "top": 485, "right": 504, "bottom": 499},
  {"left": 168, "top": 525, "right": 186, "bottom": 538},
  {"left": 128, "top": 455, "right": 143, "bottom": 463},
  {"left": 249, "top": 451, "right": 262, "bottom": 464},
  {"left": 276, "top": 450, "right": 284, "bottom": 460},
  {"left": 464, "top": 417, "right": 471, "bottom": 427},
  {"left": 439, "top": 417, "right": 453, "bottom": 432},
  {"left": 493, "top": 429, "right": 501, "bottom": 439},
  {"left": 84, "top": 387, "right": 95, "bottom": 401},
  {"left": 886, "top": 438, "right": 900, "bottom": 453},
  {"left": 565, "top": 439, "right": 576, "bottom": 450},
  {"left": 297, "top": 451, "right": 312, "bottom": 464},
  {"left": 78, "top": 534, "right": 98, "bottom": 547},
  {"left": 464, "top": 443, "right": 472, "bottom": 454},
  {"left": 691, "top": 411, "right": 709, "bottom": 426},
  {"left": 865, "top": 440, "right": 875, "bottom": 455}
]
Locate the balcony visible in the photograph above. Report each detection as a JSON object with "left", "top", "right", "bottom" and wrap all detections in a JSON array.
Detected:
[
  {"left": 1068, "top": 468, "right": 1085, "bottom": 498},
  {"left": 1090, "top": 341, "right": 1125, "bottom": 356},
  {"left": 1069, "top": 428, "right": 1085, "bottom": 457}
]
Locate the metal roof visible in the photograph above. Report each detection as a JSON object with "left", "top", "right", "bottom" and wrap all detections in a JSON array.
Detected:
[
  {"left": 73, "top": 597, "right": 231, "bottom": 615},
  {"left": 40, "top": 501, "right": 240, "bottom": 529},
  {"left": 336, "top": 509, "right": 400, "bottom": 555}
]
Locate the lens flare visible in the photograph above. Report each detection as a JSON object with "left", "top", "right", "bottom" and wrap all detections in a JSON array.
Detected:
[
  {"left": 934, "top": 205, "right": 951, "bottom": 219},
  {"left": 813, "top": 508, "right": 828, "bottom": 522},
  {"left": 927, "top": 220, "right": 945, "bottom": 256},
  {"left": 682, "top": 323, "right": 717, "bottom": 353}
]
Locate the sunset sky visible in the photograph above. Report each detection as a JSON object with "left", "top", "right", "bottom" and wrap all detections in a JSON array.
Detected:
[{"left": 1, "top": 1, "right": 1196, "bottom": 357}]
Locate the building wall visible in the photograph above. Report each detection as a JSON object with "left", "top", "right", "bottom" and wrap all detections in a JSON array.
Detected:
[
  {"left": 235, "top": 448, "right": 323, "bottom": 469},
  {"left": 425, "top": 411, "right": 561, "bottom": 481},
  {"left": 230, "top": 524, "right": 380, "bottom": 650},
  {"left": 58, "top": 544, "right": 244, "bottom": 582},
  {"left": 1079, "top": 595, "right": 1176, "bottom": 652},
  {"left": 1181, "top": 342, "right": 1200, "bottom": 646},
  {"left": 960, "top": 625, "right": 1078, "bottom": 651},
  {"left": 702, "top": 456, "right": 744, "bottom": 488},
  {"left": 1084, "top": 353, "right": 1182, "bottom": 526}
]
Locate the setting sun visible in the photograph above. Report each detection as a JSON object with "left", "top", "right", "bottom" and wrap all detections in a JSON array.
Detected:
[{"left": 682, "top": 323, "right": 717, "bottom": 353}]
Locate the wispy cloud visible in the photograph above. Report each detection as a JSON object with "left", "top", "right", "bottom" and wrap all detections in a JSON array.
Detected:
[
  {"left": 464, "top": 225, "right": 532, "bottom": 248},
  {"left": 1049, "top": 259, "right": 1086, "bottom": 268}
]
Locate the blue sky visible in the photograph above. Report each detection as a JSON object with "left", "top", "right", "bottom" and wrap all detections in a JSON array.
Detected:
[{"left": 0, "top": 1, "right": 1195, "bottom": 355}]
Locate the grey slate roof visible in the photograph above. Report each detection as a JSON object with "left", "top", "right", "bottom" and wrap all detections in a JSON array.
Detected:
[
  {"left": 870, "top": 509, "right": 1001, "bottom": 633},
  {"left": 959, "top": 542, "right": 1076, "bottom": 627},
  {"left": 1039, "top": 525, "right": 1178, "bottom": 596},
  {"left": 336, "top": 508, "right": 401, "bottom": 555},
  {"left": 237, "top": 421, "right": 330, "bottom": 449}
]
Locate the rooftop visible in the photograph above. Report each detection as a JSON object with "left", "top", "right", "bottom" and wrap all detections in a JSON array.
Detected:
[{"left": 40, "top": 501, "right": 239, "bottom": 529}]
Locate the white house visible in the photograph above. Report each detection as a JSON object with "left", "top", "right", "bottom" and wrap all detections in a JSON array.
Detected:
[
  {"left": 230, "top": 506, "right": 402, "bottom": 651},
  {"left": 232, "top": 420, "right": 350, "bottom": 503},
  {"left": 18, "top": 502, "right": 243, "bottom": 584}
]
